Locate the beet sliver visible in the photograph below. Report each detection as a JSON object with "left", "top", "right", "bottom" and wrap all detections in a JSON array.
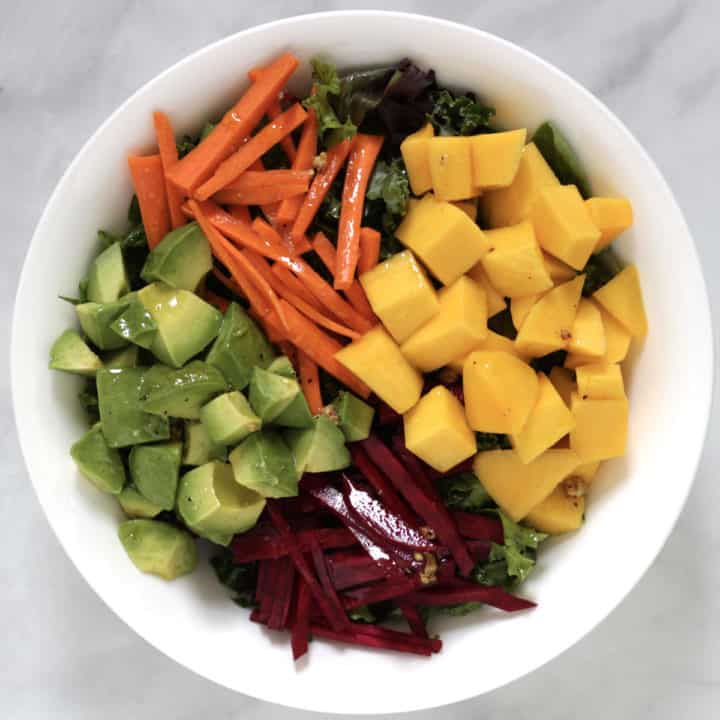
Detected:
[
  {"left": 346, "top": 620, "right": 441, "bottom": 653},
  {"left": 291, "top": 579, "right": 313, "bottom": 661},
  {"left": 232, "top": 526, "right": 357, "bottom": 562},
  {"left": 407, "top": 583, "right": 536, "bottom": 612},
  {"left": 327, "top": 552, "right": 387, "bottom": 591},
  {"left": 452, "top": 512, "right": 504, "bottom": 543},
  {"left": 309, "top": 537, "right": 351, "bottom": 631},
  {"left": 341, "top": 576, "right": 420, "bottom": 610},
  {"left": 390, "top": 434, "right": 435, "bottom": 498},
  {"left": 267, "top": 556, "right": 295, "bottom": 630},
  {"left": 397, "top": 599, "right": 430, "bottom": 640},
  {"left": 310, "top": 624, "right": 434, "bottom": 656}
]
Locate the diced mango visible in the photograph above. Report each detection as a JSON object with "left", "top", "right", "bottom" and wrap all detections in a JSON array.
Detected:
[
  {"left": 404, "top": 386, "right": 476, "bottom": 472},
  {"left": 515, "top": 275, "right": 584, "bottom": 356},
  {"left": 592, "top": 265, "right": 648, "bottom": 337},
  {"left": 576, "top": 363, "right": 625, "bottom": 400},
  {"left": 525, "top": 485, "right": 584, "bottom": 534},
  {"left": 359, "top": 250, "right": 439, "bottom": 343},
  {"left": 530, "top": 185, "right": 601, "bottom": 270},
  {"left": 401, "top": 276, "right": 487, "bottom": 372},
  {"left": 548, "top": 366, "right": 576, "bottom": 408},
  {"left": 470, "top": 129, "right": 527, "bottom": 190},
  {"left": 395, "top": 194, "right": 490, "bottom": 285},
  {"left": 400, "top": 123, "right": 434, "bottom": 196},
  {"left": 466, "top": 263, "right": 506, "bottom": 318},
  {"left": 481, "top": 143, "right": 560, "bottom": 227},
  {"left": 543, "top": 252, "right": 576, "bottom": 283},
  {"left": 568, "top": 298, "right": 605, "bottom": 358},
  {"left": 448, "top": 329, "right": 529, "bottom": 373},
  {"left": 565, "top": 301, "right": 632, "bottom": 368},
  {"left": 335, "top": 326, "right": 422, "bottom": 414},
  {"left": 510, "top": 373, "right": 575, "bottom": 464},
  {"left": 510, "top": 293, "right": 541, "bottom": 332},
  {"left": 473, "top": 448, "right": 580, "bottom": 521},
  {"left": 481, "top": 221, "right": 553, "bottom": 297},
  {"left": 585, "top": 197, "right": 633, "bottom": 251},
  {"left": 570, "top": 392, "right": 628, "bottom": 462},
  {"left": 452, "top": 199, "right": 478, "bottom": 221},
  {"left": 574, "top": 461, "right": 601, "bottom": 483},
  {"left": 463, "top": 351, "right": 539, "bottom": 434},
  {"left": 428, "top": 136, "right": 474, "bottom": 201}
]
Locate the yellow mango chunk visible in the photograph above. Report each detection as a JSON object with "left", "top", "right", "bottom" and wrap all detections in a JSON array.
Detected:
[
  {"left": 570, "top": 392, "right": 628, "bottom": 462},
  {"left": 531, "top": 185, "right": 601, "bottom": 270},
  {"left": 585, "top": 197, "right": 633, "bottom": 251},
  {"left": 574, "top": 461, "right": 601, "bottom": 483},
  {"left": 428, "top": 136, "right": 475, "bottom": 201},
  {"left": 515, "top": 275, "right": 584, "bottom": 356},
  {"left": 481, "top": 143, "right": 560, "bottom": 228},
  {"left": 470, "top": 129, "right": 527, "bottom": 190},
  {"left": 463, "top": 351, "right": 539, "bottom": 434},
  {"left": 568, "top": 298, "right": 606, "bottom": 358},
  {"left": 473, "top": 448, "right": 580, "bottom": 521},
  {"left": 510, "top": 373, "right": 576, "bottom": 464},
  {"left": 592, "top": 265, "right": 648, "bottom": 337},
  {"left": 543, "top": 252, "right": 576, "bottom": 283},
  {"left": 395, "top": 194, "right": 490, "bottom": 285},
  {"left": 467, "top": 263, "right": 506, "bottom": 318},
  {"left": 576, "top": 363, "right": 625, "bottom": 400},
  {"left": 510, "top": 293, "right": 541, "bottom": 332},
  {"left": 404, "top": 386, "right": 476, "bottom": 472},
  {"left": 400, "top": 123, "right": 434, "bottom": 196},
  {"left": 564, "top": 301, "right": 632, "bottom": 368},
  {"left": 335, "top": 326, "right": 422, "bottom": 414},
  {"left": 548, "top": 366, "right": 576, "bottom": 407},
  {"left": 401, "top": 276, "right": 487, "bottom": 372},
  {"left": 359, "top": 250, "right": 439, "bottom": 343},
  {"left": 481, "top": 221, "right": 554, "bottom": 297},
  {"left": 448, "top": 330, "right": 529, "bottom": 373},
  {"left": 525, "top": 484, "right": 584, "bottom": 534},
  {"left": 452, "top": 199, "right": 478, "bottom": 221}
]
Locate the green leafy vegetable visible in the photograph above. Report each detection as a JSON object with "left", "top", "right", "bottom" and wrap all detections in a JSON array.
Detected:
[
  {"left": 530, "top": 351, "right": 567, "bottom": 374},
  {"left": 348, "top": 605, "right": 376, "bottom": 623},
  {"left": 427, "top": 89, "right": 495, "bottom": 136},
  {"left": 436, "top": 602, "right": 485, "bottom": 617},
  {"left": 78, "top": 380, "right": 100, "bottom": 425},
  {"left": 199, "top": 121, "right": 216, "bottom": 141},
  {"left": 476, "top": 433, "right": 512, "bottom": 452},
  {"left": 210, "top": 550, "right": 257, "bottom": 608},
  {"left": 367, "top": 158, "right": 410, "bottom": 217},
  {"left": 532, "top": 121, "right": 591, "bottom": 198},
  {"left": 436, "top": 472, "right": 494, "bottom": 512},
  {"left": 487, "top": 308, "right": 517, "bottom": 340},
  {"left": 582, "top": 247, "right": 623, "bottom": 296}
]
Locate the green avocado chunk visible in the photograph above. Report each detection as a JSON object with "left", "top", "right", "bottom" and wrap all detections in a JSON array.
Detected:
[
  {"left": 332, "top": 391, "right": 375, "bottom": 441},
  {"left": 110, "top": 299, "right": 158, "bottom": 349},
  {"left": 248, "top": 367, "right": 298, "bottom": 423},
  {"left": 118, "top": 485, "right": 163, "bottom": 518},
  {"left": 267, "top": 356, "right": 295, "bottom": 378},
  {"left": 96, "top": 368, "right": 170, "bottom": 448},
  {"left": 87, "top": 242, "right": 129, "bottom": 304},
  {"left": 140, "top": 222, "right": 213, "bottom": 291},
  {"left": 230, "top": 431, "right": 299, "bottom": 498},
  {"left": 177, "top": 461, "right": 266, "bottom": 545},
  {"left": 103, "top": 345, "right": 139, "bottom": 369},
  {"left": 70, "top": 422, "right": 126, "bottom": 494},
  {"left": 206, "top": 303, "right": 275, "bottom": 390},
  {"left": 200, "top": 391, "right": 261, "bottom": 446},
  {"left": 138, "top": 282, "right": 222, "bottom": 368},
  {"left": 129, "top": 442, "right": 182, "bottom": 510},
  {"left": 49, "top": 329, "right": 103, "bottom": 376},
  {"left": 285, "top": 415, "right": 351, "bottom": 474},
  {"left": 76, "top": 300, "right": 130, "bottom": 350},
  {"left": 265, "top": 358, "right": 314, "bottom": 428},
  {"left": 142, "top": 361, "right": 227, "bottom": 420},
  {"left": 183, "top": 421, "right": 227, "bottom": 466},
  {"left": 118, "top": 519, "right": 197, "bottom": 580}
]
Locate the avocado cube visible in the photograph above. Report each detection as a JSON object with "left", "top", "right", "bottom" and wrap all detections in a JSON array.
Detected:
[
  {"left": 87, "top": 242, "right": 129, "bottom": 304},
  {"left": 118, "top": 485, "right": 163, "bottom": 518},
  {"left": 110, "top": 300, "right": 158, "bottom": 349},
  {"left": 183, "top": 421, "right": 227, "bottom": 466},
  {"left": 267, "top": 356, "right": 296, "bottom": 378},
  {"left": 206, "top": 303, "right": 275, "bottom": 390},
  {"left": 103, "top": 345, "right": 139, "bottom": 369},
  {"left": 49, "top": 329, "right": 103, "bottom": 377},
  {"left": 200, "top": 392, "right": 261, "bottom": 446},
  {"left": 70, "top": 422, "right": 126, "bottom": 494},
  {"left": 77, "top": 300, "right": 130, "bottom": 350},
  {"left": 332, "top": 391, "right": 375, "bottom": 441},
  {"left": 230, "top": 431, "right": 299, "bottom": 498},
  {"left": 118, "top": 519, "right": 197, "bottom": 580},
  {"left": 273, "top": 392, "right": 314, "bottom": 429},
  {"left": 129, "top": 442, "right": 182, "bottom": 510},
  {"left": 285, "top": 415, "right": 351, "bottom": 475},
  {"left": 248, "top": 367, "right": 298, "bottom": 423},
  {"left": 96, "top": 368, "right": 170, "bottom": 448}
]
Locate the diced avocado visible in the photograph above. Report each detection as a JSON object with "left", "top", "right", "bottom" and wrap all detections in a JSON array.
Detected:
[
  {"left": 200, "top": 391, "right": 261, "bottom": 446},
  {"left": 267, "top": 356, "right": 296, "bottom": 378},
  {"left": 70, "top": 422, "right": 126, "bottom": 494},
  {"left": 110, "top": 300, "right": 158, "bottom": 349},
  {"left": 49, "top": 329, "right": 103, "bottom": 376},
  {"left": 76, "top": 300, "right": 130, "bottom": 350},
  {"left": 285, "top": 415, "right": 351, "bottom": 474},
  {"left": 129, "top": 442, "right": 182, "bottom": 510},
  {"left": 137, "top": 282, "right": 222, "bottom": 368},
  {"left": 87, "top": 242, "right": 129, "bottom": 303},
  {"left": 264, "top": 356, "right": 313, "bottom": 428},
  {"left": 229, "top": 431, "right": 299, "bottom": 498},
  {"left": 183, "top": 421, "right": 227, "bottom": 465},
  {"left": 96, "top": 368, "right": 170, "bottom": 448},
  {"left": 103, "top": 345, "right": 139, "bottom": 369},
  {"left": 141, "top": 222, "right": 212, "bottom": 291},
  {"left": 142, "top": 361, "right": 227, "bottom": 420},
  {"left": 206, "top": 303, "right": 275, "bottom": 390},
  {"left": 118, "top": 485, "right": 163, "bottom": 518},
  {"left": 332, "top": 391, "right": 375, "bottom": 441},
  {"left": 248, "top": 366, "right": 298, "bottom": 423},
  {"left": 177, "top": 461, "right": 266, "bottom": 544},
  {"left": 118, "top": 519, "right": 197, "bottom": 580}
]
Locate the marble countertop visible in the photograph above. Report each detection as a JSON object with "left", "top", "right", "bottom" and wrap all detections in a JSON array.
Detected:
[{"left": 2, "top": 1, "right": 718, "bottom": 718}]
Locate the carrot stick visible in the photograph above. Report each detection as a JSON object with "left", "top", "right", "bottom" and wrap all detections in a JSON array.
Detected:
[
  {"left": 358, "top": 227, "right": 381, "bottom": 275},
  {"left": 335, "top": 134, "right": 384, "bottom": 290},
  {"left": 213, "top": 170, "right": 311, "bottom": 205},
  {"left": 291, "top": 139, "right": 353, "bottom": 241},
  {"left": 127, "top": 154, "right": 171, "bottom": 249},
  {"left": 271, "top": 264, "right": 324, "bottom": 310},
  {"left": 205, "top": 290, "right": 230, "bottom": 313},
  {"left": 196, "top": 103, "right": 308, "bottom": 201},
  {"left": 298, "top": 350, "right": 323, "bottom": 414},
  {"left": 212, "top": 268, "right": 244, "bottom": 298},
  {"left": 252, "top": 216, "right": 310, "bottom": 258},
  {"left": 152, "top": 111, "right": 186, "bottom": 229},
  {"left": 229, "top": 205, "right": 252, "bottom": 224},
  {"left": 167, "top": 52, "right": 300, "bottom": 193},
  {"left": 277, "top": 109, "right": 318, "bottom": 225},
  {"left": 278, "top": 341, "right": 298, "bottom": 369},
  {"left": 222, "top": 169, "right": 313, "bottom": 189}
]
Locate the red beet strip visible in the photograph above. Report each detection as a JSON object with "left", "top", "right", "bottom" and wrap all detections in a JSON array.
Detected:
[
  {"left": 406, "top": 581, "right": 536, "bottom": 613},
  {"left": 309, "top": 537, "right": 351, "bottom": 631},
  {"left": 452, "top": 512, "right": 505, "bottom": 543},
  {"left": 311, "top": 623, "right": 440, "bottom": 656},
  {"left": 397, "top": 599, "right": 430, "bottom": 640},
  {"left": 232, "top": 525, "right": 357, "bottom": 562},
  {"left": 327, "top": 551, "right": 390, "bottom": 591},
  {"left": 390, "top": 434, "right": 435, "bottom": 498},
  {"left": 291, "top": 579, "right": 313, "bottom": 660},
  {"left": 267, "top": 556, "right": 295, "bottom": 630},
  {"left": 341, "top": 576, "right": 421, "bottom": 610}
]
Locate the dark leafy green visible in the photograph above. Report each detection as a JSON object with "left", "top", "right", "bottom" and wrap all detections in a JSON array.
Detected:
[
  {"left": 427, "top": 89, "right": 495, "bottom": 136},
  {"left": 487, "top": 308, "right": 517, "bottom": 340},
  {"left": 210, "top": 550, "right": 257, "bottom": 608},
  {"left": 367, "top": 158, "right": 410, "bottom": 217},
  {"left": 532, "top": 121, "right": 591, "bottom": 198},
  {"left": 348, "top": 605, "right": 376, "bottom": 623},
  {"left": 176, "top": 135, "right": 197, "bottom": 158},
  {"left": 78, "top": 380, "right": 100, "bottom": 425},
  {"left": 304, "top": 58, "right": 358, "bottom": 146},
  {"left": 476, "top": 433, "right": 512, "bottom": 452},
  {"left": 582, "top": 247, "right": 623, "bottom": 296},
  {"left": 530, "top": 351, "right": 567, "bottom": 374},
  {"left": 436, "top": 472, "right": 494, "bottom": 512}
]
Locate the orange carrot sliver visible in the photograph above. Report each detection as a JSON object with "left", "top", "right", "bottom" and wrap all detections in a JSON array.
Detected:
[
  {"left": 271, "top": 264, "right": 323, "bottom": 310},
  {"left": 277, "top": 109, "right": 318, "bottom": 225},
  {"left": 298, "top": 350, "right": 323, "bottom": 414},
  {"left": 268, "top": 98, "right": 297, "bottom": 164},
  {"left": 127, "top": 154, "right": 171, "bottom": 249},
  {"left": 358, "top": 227, "right": 381, "bottom": 275},
  {"left": 213, "top": 170, "right": 311, "bottom": 205},
  {"left": 205, "top": 290, "right": 230, "bottom": 313},
  {"left": 229, "top": 205, "right": 252, "bottom": 224},
  {"left": 152, "top": 111, "right": 186, "bottom": 229}
]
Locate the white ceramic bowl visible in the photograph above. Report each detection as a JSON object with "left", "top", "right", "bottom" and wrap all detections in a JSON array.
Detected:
[{"left": 12, "top": 11, "right": 713, "bottom": 715}]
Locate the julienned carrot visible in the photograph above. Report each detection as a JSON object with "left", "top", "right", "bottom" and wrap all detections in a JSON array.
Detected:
[
  {"left": 268, "top": 98, "right": 298, "bottom": 164},
  {"left": 278, "top": 341, "right": 298, "bottom": 369},
  {"left": 277, "top": 109, "right": 318, "bottom": 225},
  {"left": 213, "top": 170, "right": 311, "bottom": 205},
  {"left": 212, "top": 268, "right": 244, "bottom": 298},
  {"left": 335, "top": 134, "right": 384, "bottom": 290},
  {"left": 271, "top": 264, "right": 324, "bottom": 310},
  {"left": 298, "top": 350, "right": 323, "bottom": 414},
  {"left": 291, "top": 139, "right": 353, "bottom": 241},
  {"left": 358, "top": 227, "right": 381, "bottom": 275},
  {"left": 253, "top": 217, "right": 309, "bottom": 258},
  {"left": 229, "top": 205, "right": 251, "bottom": 224},
  {"left": 127, "top": 154, "right": 171, "bottom": 250},
  {"left": 205, "top": 290, "right": 230, "bottom": 313},
  {"left": 196, "top": 103, "right": 308, "bottom": 201},
  {"left": 167, "top": 52, "right": 300, "bottom": 193},
  {"left": 152, "top": 111, "right": 186, "bottom": 229}
]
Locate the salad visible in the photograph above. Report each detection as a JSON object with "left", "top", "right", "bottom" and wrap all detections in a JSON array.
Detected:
[{"left": 49, "top": 52, "right": 648, "bottom": 660}]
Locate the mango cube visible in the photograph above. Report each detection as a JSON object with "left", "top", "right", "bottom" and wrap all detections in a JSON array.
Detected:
[
  {"left": 570, "top": 392, "right": 628, "bottom": 462},
  {"left": 585, "top": 197, "right": 633, "bottom": 251},
  {"left": 592, "top": 265, "right": 648, "bottom": 337},
  {"left": 481, "top": 221, "right": 554, "bottom": 297},
  {"left": 463, "top": 350, "right": 539, "bottom": 434},
  {"left": 395, "top": 194, "right": 490, "bottom": 285},
  {"left": 568, "top": 298, "right": 606, "bottom": 358},
  {"left": 481, "top": 142, "right": 560, "bottom": 228},
  {"left": 548, "top": 366, "right": 576, "bottom": 408},
  {"left": 404, "top": 386, "right": 476, "bottom": 472},
  {"left": 428, "top": 136, "right": 474, "bottom": 201},
  {"left": 452, "top": 199, "right": 478, "bottom": 221},
  {"left": 470, "top": 129, "right": 527, "bottom": 189},
  {"left": 510, "top": 373, "right": 575, "bottom": 464},
  {"left": 510, "top": 293, "right": 541, "bottom": 331},
  {"left": 525, "top": 485, "right": 584, "bottom": 534},
  {"left": 576, "top": 362, "right": 625, "bottom": 400},
  {"left": 575, "top": 461, "right": 601, "bottom": 483},
  {"left": 473, "top": 448, "right": 580, "bottom": 521},
  {"left": 335, "top": 326, "right": 422, "bottom": 414},
  {"left": 400, "top": 123, "right": 434, "bottom": 196},
  {"left": 359, "top": 250, "right": 439, "bottom": 343},
  {"left": 448, "top": 329, "right": 528, "bottom": 373},
  {"left": 543, "top": 252, "right": 576, "bottom": 283},
  {"left": 467, "top": 263, "right": 506, "bottom": 318},
  {"left": 564, "top": 301, "right": 632, "bottom": 368}
]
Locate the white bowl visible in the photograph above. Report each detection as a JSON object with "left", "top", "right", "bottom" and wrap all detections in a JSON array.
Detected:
[{"left": 12, "top": 11, "right": 713, "bottom": 715}]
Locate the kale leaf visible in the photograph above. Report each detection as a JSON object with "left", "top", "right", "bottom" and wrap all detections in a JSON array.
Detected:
[
  {"left": 487, "top": 308, "right": 517, "bottom": 340},
  {"left": 304, "top": 58, "right": 358, "bottom": 146},
  {"left": 436, "top": 472, "right": 494, "bottom": 512},
  {"left": 367, "top": 158, "right": 410, "bottom": 217},
  {"left": 476, "top": 432, "right": 512, "bottom": 452},
  {"left": 530, "top": 350, "right": 567, "bottom": 375},
  {"left": 210, "top": 550, "right": 257, "bottom": 608},
  {"left": 427, "top": 89, "right": 495, "bottom": 136},
  {"left": 532, "top": 121, "right": 591, "bottom": 198},
  {"left": 582, "top": 247, "right": 623, "bottom": 296}
]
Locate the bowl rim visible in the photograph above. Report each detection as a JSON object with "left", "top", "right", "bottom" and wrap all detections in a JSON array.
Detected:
[{"left": 11, "top": 9, "right": 715, "bottom": 713}]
